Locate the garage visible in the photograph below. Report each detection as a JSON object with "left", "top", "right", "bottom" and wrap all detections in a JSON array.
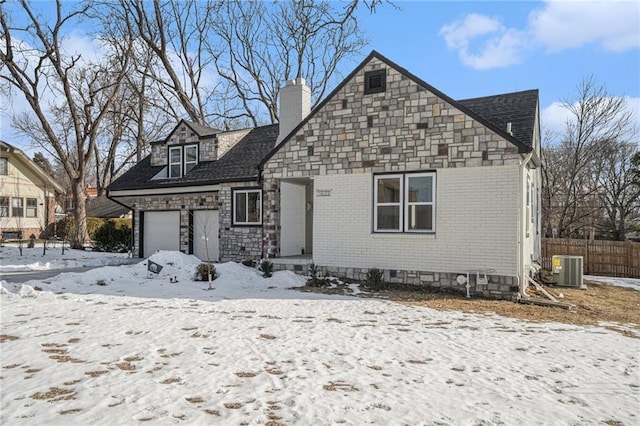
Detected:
[
  {"left": 142, "top": 211, "right": 180, "bottom": 258},
  {"left": 192, "top": 210, "right": 219, "bottom": 262}
]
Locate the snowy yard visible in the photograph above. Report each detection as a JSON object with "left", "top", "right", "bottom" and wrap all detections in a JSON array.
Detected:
[{"left": 1, "top": 251, "right": 639, "bottom": 425}]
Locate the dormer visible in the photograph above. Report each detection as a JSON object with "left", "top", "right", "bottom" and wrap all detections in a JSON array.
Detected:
[{"left": 150, "top": 120, "right": 220, "bottom": 173}]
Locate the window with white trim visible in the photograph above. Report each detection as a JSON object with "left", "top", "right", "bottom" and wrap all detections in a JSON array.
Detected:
[
  {"left": 185, "top": 145, "right": 198, "bottom": 173},
  {"left": 0, "top": 197, "right": 8, "bottom": 217},
  {"left": 233, "top": 189, "right": 261, "bottom": 225},
  {"left": 12, "top": 197, "right": 23, "bottom": 217},
  {"left": 26, "top": 198, "right": 38, "bottom": 218},
  {"left": 169, "top": 146, "right": 182, "bottom": 178},
  {"left": 374, "top": 172, "right": 436, "bottom": 233},
  {"left": 0, "top": 157, "right": 7, "bottom": 175}
]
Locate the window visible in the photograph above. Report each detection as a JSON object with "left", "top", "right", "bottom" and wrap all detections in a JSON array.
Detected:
[
  {"left": 0, "top": 157, "right": 7, "bottom": 175},
  {"left": 168, "top": 144, "right": 198, "bottom": 178},
  {"left": 0, "top": 197, "right": 8, "bottom": 217},
  {"left": 375, "top": 175, "right": 402, "bottom": 231},
  {"left": 169, "top": 146, "right": 182, "bottom": 178},
  {"left": 374, "top": 172, "right": 436, "bottom": 233},
  {"left": 26, "top": 198, "right": 37, "bottom": 218},
  {"left": 233, "top": 189, "right": 261, "bottom": 225},
  {"left": 185, "top": 145, "right": 198, "bottom": 173},
  {"left": 364, "top": 69, "right": 386, "bottom": 95},
  {"left": 12, "top": 197, "right": 23, "bottom": 217}
]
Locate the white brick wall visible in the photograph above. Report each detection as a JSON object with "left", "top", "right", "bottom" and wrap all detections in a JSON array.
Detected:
[{"left": 313, "top": 165, "right": 520, "bottom": 276}]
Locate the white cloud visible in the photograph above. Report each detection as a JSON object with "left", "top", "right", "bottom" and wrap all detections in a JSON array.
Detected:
[
  {"left": 439, "top": 14, "right": 526, "bottom": 69},
  {"left": 440, "top": 1, "right": 639, "bottom": 69},
  {"left": 541, "top": 96, "right": 640, "bottom": 142},
  {"left": 530, "top": 0, "right": 640, "bottom": 53}
]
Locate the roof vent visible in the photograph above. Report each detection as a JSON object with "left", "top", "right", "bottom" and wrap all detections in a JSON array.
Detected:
[{"left": 506, "top": 122, "right": 513, "bottom": 136}]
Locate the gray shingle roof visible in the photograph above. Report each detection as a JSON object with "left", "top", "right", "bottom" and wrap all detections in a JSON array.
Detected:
[
  {"left": 86, "top": 196, "right": 131, "bottom": 218},
  {"left": 108, "top": 124, "right": 278, "bottom": 191},
  {"left": 185, "top": 120, "right": 220, "bottom": 137},
  {"left": 458, "top": 89, "right": 539, "bottom": 149},
  {"left": 110, "top": 52, "right": 539, "bottom": 193}
]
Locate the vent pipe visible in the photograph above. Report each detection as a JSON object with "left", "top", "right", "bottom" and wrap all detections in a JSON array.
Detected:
[{"left": 506, "top": 122, "right": 513, "bottom": 136}]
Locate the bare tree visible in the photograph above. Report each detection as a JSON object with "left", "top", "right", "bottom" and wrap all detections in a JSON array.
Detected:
[
  {"left": 106, "top": 0, "right": 219, "bottom": 124},
  {"left": 107, "top": 0, "right": 386, "bottom": 128},
  {"left": 594, "top": 141, "right": 640, "bottom": 240},
  {"left": 210, "top": 0, "right": 370, "bottom": 127},
  {"left": 541, "top": 77, "right": 636, "bottom": 239},
  {"left": 1, "top": 0, "right": 133, "bottom": 248}
]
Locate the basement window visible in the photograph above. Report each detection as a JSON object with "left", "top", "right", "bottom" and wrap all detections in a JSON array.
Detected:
[{"left": 364, "top": 69, "right": 386, "bottom": 95}]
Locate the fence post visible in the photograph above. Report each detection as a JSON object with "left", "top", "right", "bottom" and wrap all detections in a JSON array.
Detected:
[
  {"left": 584, "top": 239, "right": 589, "bottom": 275},
  {"left": 626, "top": 240, "right": 631, "bottom": 277}
]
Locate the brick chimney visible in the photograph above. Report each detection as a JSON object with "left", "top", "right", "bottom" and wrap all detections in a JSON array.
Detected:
[{"left": 277, "top": 78, "right": 311, "bottom": 143}]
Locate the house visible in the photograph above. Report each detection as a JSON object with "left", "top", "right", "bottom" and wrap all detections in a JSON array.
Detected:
[
  {"left": 86, "top": 196, "right": 131, "bottom": 219},
  {"left": 0, "top": 141, "right": 65, "bottom": 240},
  {"left": 64, "top": 187, "right": 98, "bottom": 215},
  {"left": 109, "top": 51, "right": 541, "bottom": 299}
]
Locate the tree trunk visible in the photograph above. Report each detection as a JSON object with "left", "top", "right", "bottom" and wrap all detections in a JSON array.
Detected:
[{"left": 71, "top": 180, "right": 89, "bottom": 248}]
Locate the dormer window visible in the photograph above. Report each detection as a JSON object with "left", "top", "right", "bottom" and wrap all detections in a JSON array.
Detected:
[
  {"left": 169, "top": 146, "right": 182, "bottom": 178},
  {"left": 185, "top": 145, "right": 198, "bottom": 173},
  {"left": 364, "top": 69, "right": 386, "bottom": 95},
  {"left": 168, "top": 144, "right": 199, "bottom": 178}
]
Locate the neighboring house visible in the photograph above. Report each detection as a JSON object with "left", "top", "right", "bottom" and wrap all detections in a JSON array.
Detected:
[
  {"left": 109, "top": 51, "right": 541, "bottom": 299},
  {"left": 86, "top": 196, "right": 131, "bottom": 219},
  {"left": 0, "top": 141, "right": 65, "bottom": 240},
  {"left": 64, "top": 187, "right": 98, "bottom": 215}
]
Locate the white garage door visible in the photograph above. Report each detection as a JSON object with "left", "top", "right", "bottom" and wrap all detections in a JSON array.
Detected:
[
  {"left": 193, "top": 210, "right": 219, "bottom": 262},
  {"left": 143, "top": 211, "right": 180, "bottom": 258}
]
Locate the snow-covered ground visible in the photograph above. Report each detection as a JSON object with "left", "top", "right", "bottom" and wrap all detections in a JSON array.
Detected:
[
  {"left": 0, "top": 244, "right": 130, "bottom": 272},
  {"left": 1, "top": 251, "right": 639, "bottom": 425},
  {"left": 586, "top": 275, "right": 640, "bottom": 291}
]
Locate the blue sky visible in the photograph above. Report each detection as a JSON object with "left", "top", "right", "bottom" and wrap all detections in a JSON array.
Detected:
[
  {"left": 351, "top": 0, "right": 639, "bottom": 134},
  {"left": 2, "top": 0, "right": 639, "bottom": 153}
]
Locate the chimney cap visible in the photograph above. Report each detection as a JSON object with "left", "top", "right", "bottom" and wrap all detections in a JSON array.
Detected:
[{"left": 285, "top": 77, "right": 306, "bottom": 87}]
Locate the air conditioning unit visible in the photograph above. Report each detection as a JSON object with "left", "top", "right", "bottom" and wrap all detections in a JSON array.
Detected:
[{"left": 552, "top": 255, "right": 584, "bottom": 288}]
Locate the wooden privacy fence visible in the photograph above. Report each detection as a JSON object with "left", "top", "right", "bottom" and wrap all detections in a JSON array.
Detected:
[{"left": 542, "top": 239, "right": 640, "bottom": 278}]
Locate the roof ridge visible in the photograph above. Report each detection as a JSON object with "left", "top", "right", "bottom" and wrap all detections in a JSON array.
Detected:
[{"left": 457, "top": 89, "right": 539, "bottom": 103}]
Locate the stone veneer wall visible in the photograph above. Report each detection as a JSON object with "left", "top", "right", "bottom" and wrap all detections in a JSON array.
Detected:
[
  {"left": 273, "top": 262, "right": 519, "bottom": 300},
  {"left": 150, "top": 122, "right": 217, "bottom": 166},
  {"left": 217, "top": 129, "right": 251, "bottom": 158},
  {"left": 261, "top": 56, "right": 526, "bottom": 299},
  {"left": 216, "top": 181, "right": 263, "bottom": 262}
]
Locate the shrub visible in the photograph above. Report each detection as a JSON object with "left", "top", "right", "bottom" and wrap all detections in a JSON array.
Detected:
[
  {"left": 260, "top": 260, "right": 273, "bottom": 278},
  {"left": 92, "top": 220, "right": 131, "bottom": 252},
  {"left": 195, "top": 263, "right": 216, "bottom": 281},
  {"left": 241, "top": 259, "right": 256, "bottom": 267},
  {"left": 55, "top": 216, "right": 109, "bottom": 240},
  {"left": 364, "top": 268, "right": 385, "bottom": 291},
  {"left": 306, "top": 263, "right": 327, "bottom": 287}
]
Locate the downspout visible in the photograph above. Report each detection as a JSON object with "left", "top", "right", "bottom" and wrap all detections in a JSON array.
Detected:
[{"left": 518, "top": 152, "right": 534, "bottom": 298}]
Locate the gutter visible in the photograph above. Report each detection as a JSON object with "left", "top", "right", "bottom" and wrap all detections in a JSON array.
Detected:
[{"left": 106, "top": 190, "right": 134, "bottom": 210}]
